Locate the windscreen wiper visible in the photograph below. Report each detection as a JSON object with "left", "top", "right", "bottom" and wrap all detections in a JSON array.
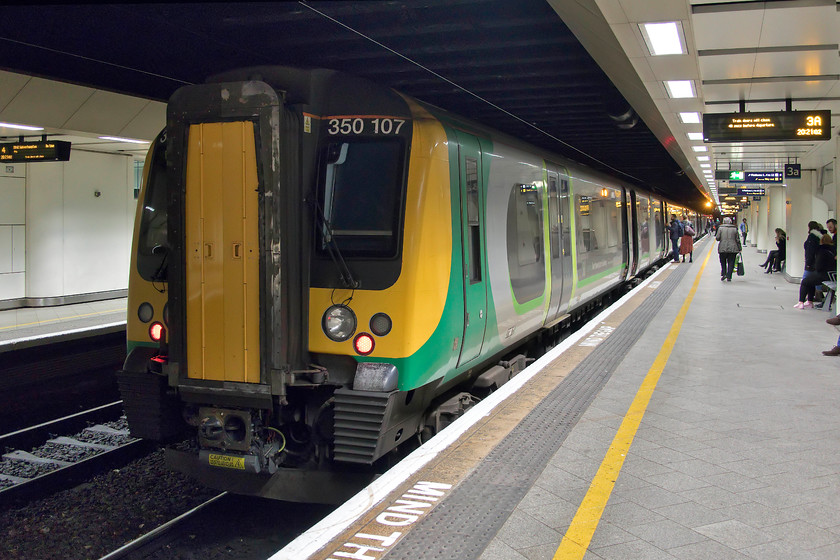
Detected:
[
  {"left": 151, "top": 245, "right": 169, "bottom": 282},
  {"left": 312, "top": 202, "right": 359, "bottom": 289}
]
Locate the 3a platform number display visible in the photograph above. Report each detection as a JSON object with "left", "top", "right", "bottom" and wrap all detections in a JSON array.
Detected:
[{"left": 784, "top": 163, "right": 801, "bottom": 179}]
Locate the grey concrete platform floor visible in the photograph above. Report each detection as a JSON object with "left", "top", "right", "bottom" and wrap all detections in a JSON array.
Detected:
[
  {"left": 0, "top": 297, "right": 126, "bottom": 346},
  {"left": 481, "top": 240, "right": 840, "bottom": 560}
]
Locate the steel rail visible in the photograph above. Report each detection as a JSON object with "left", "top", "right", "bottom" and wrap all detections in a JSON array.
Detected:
[{"left": 97, "top": 492, "right": 228, "bottom": 560}]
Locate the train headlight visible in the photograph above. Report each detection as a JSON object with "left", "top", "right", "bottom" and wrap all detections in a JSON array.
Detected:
[
  {"left": 322, "top": 305, "right": 356, "bottom": 342},
  {"left": 370, "top": 313, "right": 392, "bottom": 337},
  {"left": 138, "top": 302, "right": 154, "bottom": 323}
]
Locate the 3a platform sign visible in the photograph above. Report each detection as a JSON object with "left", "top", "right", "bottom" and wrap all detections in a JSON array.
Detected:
[
  {"left": 784, "top": 163, "right": 801, "bottom": 179},
  {"left": 0, "top": 140, "right": 71, "bottom": 162}
]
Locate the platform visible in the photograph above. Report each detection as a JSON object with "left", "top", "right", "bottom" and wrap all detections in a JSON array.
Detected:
[
  {"left": 275, "top": 237, "right": 840, "bottom": 560},
  {"left": 0, "top": 298, "right": 126, "bottom": 351}
]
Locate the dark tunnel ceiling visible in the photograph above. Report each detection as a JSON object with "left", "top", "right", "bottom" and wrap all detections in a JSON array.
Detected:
[{"left": 0, "top": 1, "right": 705, "bottom": 208}]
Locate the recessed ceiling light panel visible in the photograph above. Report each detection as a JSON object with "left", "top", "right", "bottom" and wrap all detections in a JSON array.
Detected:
[
  {"left": 665, "top": 80, "right": 695, "bottom": 98},
  {"left": 680, "top": 112, "right": 701, "bottom": 124},
  {"left": 0, "top": 122, "right": 44, "bottom": 131},
  {"left": 640, "top": 21, "right": 687, "bottom": 56}
]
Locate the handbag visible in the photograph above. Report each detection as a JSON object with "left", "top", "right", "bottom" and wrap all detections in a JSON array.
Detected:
[{"left": 736, "top": 253, "right": 745, "bottom": 276}]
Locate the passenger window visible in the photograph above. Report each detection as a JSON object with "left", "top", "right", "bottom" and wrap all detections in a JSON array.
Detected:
[
  {"left": 548, "top": 176, "right": 560, "bottom": 259},
  {"left": 578, "top": 195, "right": 594, "bottom": 252},
  {"left": 505, "top": 182, "right": 545, "bottom": 303},
  {"left": 513, "top": 184, "right": 542, "bottom": 265},
  {"left": 465, "top": 157, "right": 482, "bottom": 283}
]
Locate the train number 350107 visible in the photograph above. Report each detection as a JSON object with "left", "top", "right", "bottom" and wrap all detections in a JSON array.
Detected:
[{"left": 327, "top": 117, "right": 407, "bottom": 135}]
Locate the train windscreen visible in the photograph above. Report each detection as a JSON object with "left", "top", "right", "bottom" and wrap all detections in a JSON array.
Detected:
[
  {"left": 137, "top": 134, "right": 169, "bottom": 282},
  {"left": 318, "top": 139, "right": 406, "bottom": 258}
]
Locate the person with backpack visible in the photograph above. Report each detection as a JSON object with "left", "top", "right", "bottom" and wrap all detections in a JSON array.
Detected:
[
  {"left": 680, "top": 215, "right": 695, "bottom": 263},
  {"left": 666, "top": 214, "right": 683, "bottom": 263}
]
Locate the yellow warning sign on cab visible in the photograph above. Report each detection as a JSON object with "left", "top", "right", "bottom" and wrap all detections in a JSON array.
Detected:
[{"left": 208, "top": 453, "right": 245, "bottom": 470}]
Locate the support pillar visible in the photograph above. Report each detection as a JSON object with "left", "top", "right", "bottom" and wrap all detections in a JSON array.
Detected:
[
  {"left": 786, "top": 170, "right": 821, "bottom": 281},
  {"left": 755, "top": 195, "right": 769, "bottom": 252}
]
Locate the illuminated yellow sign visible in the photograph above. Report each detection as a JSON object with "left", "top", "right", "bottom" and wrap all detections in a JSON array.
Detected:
[
  {"left": 704, "top": 111, "right": 831, "bottom": 142},
  {"left": 0, "top": 140, "right": 71, "bottom": 162}
]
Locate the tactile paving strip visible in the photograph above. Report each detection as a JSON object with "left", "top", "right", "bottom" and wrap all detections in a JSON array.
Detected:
[{"left": 385, "top": 264, "right": 689, "bottom": 559}]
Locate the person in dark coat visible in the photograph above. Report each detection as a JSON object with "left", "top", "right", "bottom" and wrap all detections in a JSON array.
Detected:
[
  {"left": 666, "top": 214, "right": 682, "bottom": 263},
  {"left": 715, "top": 217, "right": 741, "bottom": 281},
  {"left": 794, "top": 223, "right": 828, "bottom": 308},
  {"left": 759, "top": 228, "right": 786, "bottom": 273},
  {"left": 796, "top": 233, "right": 834, "bottom": 309}
]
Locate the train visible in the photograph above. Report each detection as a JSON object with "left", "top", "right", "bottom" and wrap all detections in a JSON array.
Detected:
[{"left": 117, "top": 66, "right": 701, "bottom": 503}]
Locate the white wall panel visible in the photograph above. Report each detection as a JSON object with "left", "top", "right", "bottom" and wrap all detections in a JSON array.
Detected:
[
  {"left": 0, "top": 272, "right": 24, "bottom": 300},
  {"left": 1, "top": 163, "right": 25, "bottom": 178},
  {"left": 0, "top": 176, "right": 25, "bottom": 224},
  {"left": 12, "top": 225, "right": 25, "bottom": 272},
  {"left": 0, "top": 225, "right": 11, "bottom": 273},
  {"left": 26, "top": 162, "right": 64, "bottom": 297},
  {"left": 61, "top": 150, "right": 132, "bottom": 295},
  {"left": 24, "top": 151, "right": 135, "bottom": 300}
]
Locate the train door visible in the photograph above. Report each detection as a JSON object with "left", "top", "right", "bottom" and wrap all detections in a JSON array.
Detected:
[
  {"left": 546, "top": 169, "right": 562, "bottom": 320},
  {"left": 558, "top": 170, "right": 574, "bottom": 314},
  {"left": 454, "top": 131, "right": 487, "bottom": 367},
  {"left": 628, "top": 190, "right": 639, "bottom": 276},
  {"left": 546, "top": 166, "right": 573, "bottom": 319},
  {"left": 652, "top": 199, "right": 664, "bottom": 258},
  {"left": 184, "top": 121, "right": 261, "bottom": 383}
]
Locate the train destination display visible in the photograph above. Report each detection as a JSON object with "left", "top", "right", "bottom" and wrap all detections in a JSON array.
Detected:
[
  {"left": 0, "top": 140, "right": 71, "bottom": 162},
  {"left": 727, "top": 171, "right": 782, "bottom": 183},
  {"left": 703, "top": 111, "right": 831, "bottom": 142}
]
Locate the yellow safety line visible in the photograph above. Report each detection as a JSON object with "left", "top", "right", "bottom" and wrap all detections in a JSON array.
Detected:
[
  {"left": 0, "top": 308, "right": 125, "bottom": 331},
  {"left": 553, "top": 248, "right": 711, "bottom": 559}
]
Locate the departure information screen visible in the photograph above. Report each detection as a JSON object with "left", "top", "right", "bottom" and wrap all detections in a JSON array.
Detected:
[
  {"left": 0, "top": 140, "right": 71, "bottom": 162},
  {"left": 703, "top": 111, "right": 831, "bottom": 142}
]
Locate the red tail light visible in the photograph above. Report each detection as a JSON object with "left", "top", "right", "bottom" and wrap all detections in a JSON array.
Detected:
[
  {"left": 353, "top": 333, "right": 374, "bottom": 356},
  {"left": 149, "top": 322, "right": 165, "bottom": 342}
]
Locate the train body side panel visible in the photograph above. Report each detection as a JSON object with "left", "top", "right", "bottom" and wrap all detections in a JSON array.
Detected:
[
  {"left": 483, "top": 143, "right": 548, "bottom": 348},
  {"left": 184, "top": 122, "right": 261, "bottom": 383}
]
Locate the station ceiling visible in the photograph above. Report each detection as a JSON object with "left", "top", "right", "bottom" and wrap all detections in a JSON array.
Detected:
[{"left": 0, "top": 1, "right": 786, "bottom": 211}]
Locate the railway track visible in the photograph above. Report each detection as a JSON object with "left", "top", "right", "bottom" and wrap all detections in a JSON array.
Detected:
[
  {"left": 97, "top": 492, "right": 228, "bottom": 560},
  {"left": 0, "top": 401, "right": 156, "bottom": 508}
]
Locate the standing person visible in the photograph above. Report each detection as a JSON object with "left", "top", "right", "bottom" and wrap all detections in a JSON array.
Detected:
[
  {"left": 793, "top": 221, "right": 826, "bottom": 308},
  {"left": 794, "top": 233, "right": 834, "bottom": 309},
  {"left": 666, "top": 214, "right": 683, "bottom": 263},
  {"left": 827, "top": 218, "right": 837, "bottom": 252},
  {"left": 680, "top": 215, "right": 694, "bottom": 263},
  {"left": 715, "top": 217, "right": 741, "bottom": 281},
  {"left": 739, "top": 218, "right": 748, "bottom": 246}
]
